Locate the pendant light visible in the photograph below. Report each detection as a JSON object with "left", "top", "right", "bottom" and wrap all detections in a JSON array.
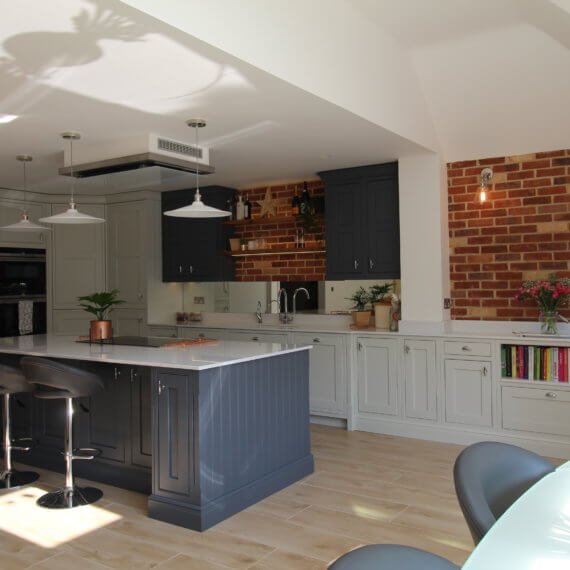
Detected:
[
  {"left": 0, "top": 155, "right": 50, "bottom": 232},
  {"left": 163, "top": 119, "right": 230, "bottom": 218},
  {"left": 39, "top": 132, "right": 105, "bottom": 224}
]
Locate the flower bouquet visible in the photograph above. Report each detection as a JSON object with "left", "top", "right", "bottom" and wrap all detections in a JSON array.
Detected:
[{"left": 514, "top": 274, "right": 570, "bottom": 334}]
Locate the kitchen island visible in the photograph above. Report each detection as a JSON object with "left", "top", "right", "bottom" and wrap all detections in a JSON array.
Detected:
[{"left": 0, "top": 335, "right": 313, "bottom": 531}]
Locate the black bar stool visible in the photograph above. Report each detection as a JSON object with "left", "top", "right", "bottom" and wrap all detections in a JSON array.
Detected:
[
  {"left": 0, "top": 360, "right": 39, "bottom": 491},
  {"left": 20, "top": 356, "right": 105, "bottom": 508}
]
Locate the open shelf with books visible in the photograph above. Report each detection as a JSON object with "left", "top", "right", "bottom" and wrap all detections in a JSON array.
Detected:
[{"left": 500, "top": 343, "right": 570, "bottom": 384}]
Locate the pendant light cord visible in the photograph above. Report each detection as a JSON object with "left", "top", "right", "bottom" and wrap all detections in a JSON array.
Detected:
[
  {"left": 194, "top": 123, "right": 201, "bottom": 202},
  {"left": 69, "top": 137, "right": 75, "bottom": 207},
  {"left": 22, "top": 159, "right": 28, "bottom": 214}
]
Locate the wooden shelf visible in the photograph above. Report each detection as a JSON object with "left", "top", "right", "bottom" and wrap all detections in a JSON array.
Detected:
[
  {"left": 225, "top": 247, "right": 326, "bottom": 257},
  {"left": 222, "top": 215, "right": 322, "bottom": 226}
]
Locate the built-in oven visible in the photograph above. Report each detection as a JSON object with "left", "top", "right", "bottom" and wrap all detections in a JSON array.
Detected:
[{"left": 0, "top": 248, "right": 47, "bottom": 337}]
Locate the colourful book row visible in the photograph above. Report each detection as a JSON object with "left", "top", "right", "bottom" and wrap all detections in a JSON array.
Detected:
[{"left": 501, "top": 345, "right": 570, "bottom": 382}]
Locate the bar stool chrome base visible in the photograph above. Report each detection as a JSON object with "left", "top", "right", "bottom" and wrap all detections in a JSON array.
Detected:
[
  {"left": 37, "top": 486, "right": 103, "bottom": 508},
  {"left": 0, "top": 469, "right": 39, "bottom": 491}
]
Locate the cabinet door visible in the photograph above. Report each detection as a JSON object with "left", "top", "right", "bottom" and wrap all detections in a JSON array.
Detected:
[
  {"left": 162, "top": 186, "right": 235, "bottom": 282},
  {"left": 131, "top": 366, "right": 152, "bottom": 468},
  {"left": 79, "top": 364, "right": 128, "bottom": 463},
  {"left": 153, "top": 370, "right": 195, "bottom": 496},
  {"left": 293, "top": 332, "right": 347, "bottom": 417},
  {"left": 111, "top": 308, "right": 145, "bottom": 337},
  {"left": 403, "top": 339, "right": 437, "bottom": 421},
  {"left": 365, "top": 176, "right": 400, "bottom": 278},
  {"left": 107, "top": 202, "right": 147, "bottom": 307},
  {"left": 444, "top": 359, "right": 492, "bottom": 427},
  {"left": 50, "top": 204, "right": 106, "bottom": 308},
  {"left": 357, "top": 337, "right": 399, "bottom": 416},
  {"left": 177, "top": 327, "right": 230, "bottom": 341},
  {"left": 324, "top": 181, "right": 364, "bottom": 279}
]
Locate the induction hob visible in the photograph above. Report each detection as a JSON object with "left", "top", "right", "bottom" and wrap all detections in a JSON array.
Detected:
[{"left": 76, "top": 336, "right": 165, "bottom": 347}]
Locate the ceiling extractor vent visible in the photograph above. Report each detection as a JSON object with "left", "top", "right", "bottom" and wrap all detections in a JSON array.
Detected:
[
  {"left": 157, "top": 137, "right": 203, "bottom": 160},
  {"left": 58, "top": 133, "right": 214, "bottom": 181}
]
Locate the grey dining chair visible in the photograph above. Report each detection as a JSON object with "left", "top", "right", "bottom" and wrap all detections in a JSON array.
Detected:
[
  {"left": 328, "top": 544, "right": 459, "bottom": 569},
  {"left": 453, "top": 441, "right": 555, "bottom": 544}
]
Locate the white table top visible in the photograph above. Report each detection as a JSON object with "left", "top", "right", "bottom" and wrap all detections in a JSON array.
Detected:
[
  {"left": 463, "top": 462, "right": 570, "bottom": 570},
  {"left": 0, "top": 335, "right": 311, "bottom": 371}
]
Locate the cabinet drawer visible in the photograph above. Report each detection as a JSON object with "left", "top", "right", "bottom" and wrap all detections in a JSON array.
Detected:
[
  {"left": 444, "top": 341, "right": 491, "bottom": 357},
  {"left": 229, "top": 330, "right": 289, "bottom": 344},
  {"left": 502, "top": 386, "right": 570, "bottom": 436},
  {"left": 148, "top": 325, "right": 177, "bottom": 338},
  {"left": 177, "top": 327, "right": 229, "bottom": 340}
]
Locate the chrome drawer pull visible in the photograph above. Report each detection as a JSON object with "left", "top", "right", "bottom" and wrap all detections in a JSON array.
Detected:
[
  {"left": 462, "top": 346, "right": 472, "bottom": 352},
  {"left": 313, "top": 338, "right": 320, "bottom": 343},
  {"left": 251, "top": 336, "right": 259, "bottom": 341},
  {"left": 545, "top": 392, "right": 557, "bottom": 399}
]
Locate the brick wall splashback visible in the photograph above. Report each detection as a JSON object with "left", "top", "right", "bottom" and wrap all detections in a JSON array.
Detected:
[
  {"left": 448, "top": 149, "right": 570, "bottom": 321},
  {"left": 232, "top": 180, "right": 326, "bottom": 282}
]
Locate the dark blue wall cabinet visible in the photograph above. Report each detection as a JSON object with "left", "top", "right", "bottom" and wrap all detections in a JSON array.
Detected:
[
  {"left": 161, "top": 186, "right": 236, "bottom": 282},
  {"left": 319, "top": 162, "right": 400, "bottom": 280}
]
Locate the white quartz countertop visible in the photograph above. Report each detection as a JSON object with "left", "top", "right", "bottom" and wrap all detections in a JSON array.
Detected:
[
  {"left": 0, "top": 335, "right": 311, "bottom": 371},
  {"left": 150, "top": 320, "right": 570, "bottom": 343}
]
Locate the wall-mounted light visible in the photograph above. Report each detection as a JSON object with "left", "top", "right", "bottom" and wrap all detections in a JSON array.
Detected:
[{"left": 479, "top": 167, "right": 493, "bottom": 203}]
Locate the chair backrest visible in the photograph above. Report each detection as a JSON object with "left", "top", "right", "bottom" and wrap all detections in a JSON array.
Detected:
[{"left": 454, "top": 441, "right": 555, "bottom": 544}]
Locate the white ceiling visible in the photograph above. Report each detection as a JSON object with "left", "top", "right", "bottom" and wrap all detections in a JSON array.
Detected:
[
  {"left": 1, "top": 0, "right": 569, "bottom": 196},
  {"left": 0, "top": 0, "right": 420, "bottom": 196}
]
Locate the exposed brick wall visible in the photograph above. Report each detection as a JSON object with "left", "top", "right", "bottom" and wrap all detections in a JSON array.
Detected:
[
  {"left": 232, "top": 180, "right": 326, "bottom": 281},
  {"left": 448, "top": 149, "right": 570, "bottom": 320}
]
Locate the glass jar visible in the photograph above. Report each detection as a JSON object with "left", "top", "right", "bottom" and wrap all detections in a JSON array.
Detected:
[{"left": 539, "top": 310, "right": 559, "bottom": 335}]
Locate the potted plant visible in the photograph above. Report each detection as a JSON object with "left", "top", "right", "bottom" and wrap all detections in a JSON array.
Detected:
[
  {"left": 346, "top": 286, "right": 372, "bottom": 326},
  {"left": 78, "top": 289, "right": 125, "bottom": 341},
  {"left": 239, "top": 238, "right": 248, "bottom": 251},
  {"left": 369, "top": 283, "right": 393, "bottom": 329}
]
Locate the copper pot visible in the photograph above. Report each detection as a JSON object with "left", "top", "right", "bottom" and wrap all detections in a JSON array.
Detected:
[{"left": 90, "top": 320, "right": 113, "bottom": 341}]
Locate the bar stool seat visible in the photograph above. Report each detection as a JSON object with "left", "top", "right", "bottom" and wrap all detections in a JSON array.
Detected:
[
  {"left": 20, "top": 356, "right": 105, "bottom": 508},
  {"left": 0, "top": 360, "right": 39, "bottom": 491}
]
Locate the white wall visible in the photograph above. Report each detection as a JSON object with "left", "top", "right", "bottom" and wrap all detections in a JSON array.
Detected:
[{"left": 398, "top": 152, "right": 450, "bottom": 323}]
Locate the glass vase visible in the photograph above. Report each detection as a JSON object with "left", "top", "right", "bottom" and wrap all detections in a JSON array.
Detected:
[{"left": 539, "top": 311, "right": 559, "bottom": 335}]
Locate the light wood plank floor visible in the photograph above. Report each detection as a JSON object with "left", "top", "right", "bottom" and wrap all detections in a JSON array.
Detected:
[{"left": 1, "top": 426, "right": 475, "bottom": 569}]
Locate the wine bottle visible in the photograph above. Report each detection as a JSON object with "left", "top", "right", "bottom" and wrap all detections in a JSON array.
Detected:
[
  {"left": 299, "top": 181, "right": 311, "bottom": 215},
  {"left": 291, "top": 189, "right": 300, "bottom": 215},
  {"left": 244, "top": 197, "right": 252, "bottom": 219}
]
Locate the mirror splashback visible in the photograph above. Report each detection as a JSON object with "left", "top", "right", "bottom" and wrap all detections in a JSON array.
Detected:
[{"left": 181, "top": 279, "right": 400, "bottom": 315}]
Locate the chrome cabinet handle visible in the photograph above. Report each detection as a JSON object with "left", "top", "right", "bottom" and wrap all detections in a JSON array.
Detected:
[
  {"left": 404, "top": 344, "right": 410, "bottom": 354},
  {"left": 157, "top": 381, "right": 164, "bottom": 395},
  {"left": 179, "top": 265, "right": 183, "bottom": 274},
  {"left": 198, "top": 333, "right": 205, "bottom": 338},
  {"left": 251, "top": 336, "right": 259, "bottom": 341},
  {"left": 137, "top": 293, "right": 143, "bottom": 300},
  {"left": 130, "top": 369, "right": 137, "bottom": 383},
  {"left": 462, "top": 346, "right": 472, "bottom": 352},
  {"left": 357, "top": 341, "right": 363, "bottom": 351},
  {"left": 114, "top": 367, "right": 119, "bottom": 381},
  {"left": 482, "top": 366, "right": 488, "bottom": 376},
  {"left": 354, "top": 259, "right": 359, "bottom": 270},
  {"left": 313, "top": 338, "right": 320, "bottom": 343},
  {"left": 545, "top": 392, "right": 557, "bottom": 399},
  {"left": 189, "top": 265, "right": 193, "bottom": 274},
  {"left": 369, "top": 258, "right": 374, "bottom": 270}
]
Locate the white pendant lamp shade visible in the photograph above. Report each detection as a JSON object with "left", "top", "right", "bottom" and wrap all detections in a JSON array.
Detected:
[
  {"left": 0, "top": 155, "right": 50, "bottom": 232},
  {"left": 40, "top": 201, "right": 105, "bottom": 224},
  {"left": 164, "top": 191, "right": 230, "bottom": 218},
  {"left": 163, "top": 119, "right": 230, "bottom": 219},
  {"left": 39, "top": 132, "right": 105, "bottom": 225}
]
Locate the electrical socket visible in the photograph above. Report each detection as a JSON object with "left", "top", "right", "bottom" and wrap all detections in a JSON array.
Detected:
[
  {"left": 194, "top": 296, "right": 205, "bottom": 304},
  {"left": 443, "top": 298, "right": 452, "bottom": 309}
]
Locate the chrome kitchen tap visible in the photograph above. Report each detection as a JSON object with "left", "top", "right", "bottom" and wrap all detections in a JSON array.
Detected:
[
  {"left": 276, "top": 288, "right": 291, "bottom": 324},
  {"left": 293, "top": 287, "right": 310, "bottom": 320}
]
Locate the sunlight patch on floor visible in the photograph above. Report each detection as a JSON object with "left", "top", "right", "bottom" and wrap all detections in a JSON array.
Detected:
[
  {"left": 0, "top": 486, "right": 122, "bottom": 547},
  {"left": 350, "top": 502, "right": 393, "bottom": 521}
]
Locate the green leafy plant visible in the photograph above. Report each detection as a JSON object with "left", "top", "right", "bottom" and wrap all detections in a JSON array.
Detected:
[
  {"left": 78, "top": 289, "right": 125, "bottom": 321},
  {"left": 346, "top": 286, "right": 371, "bottom": 311},
  {"left": 369, "top": 283, "right": 393, "bottom": 304}
]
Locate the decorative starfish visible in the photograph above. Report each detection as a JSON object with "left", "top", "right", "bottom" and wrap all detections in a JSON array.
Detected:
[{"left": 257, "top": 187, "right": 277, "bottom": 217}]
